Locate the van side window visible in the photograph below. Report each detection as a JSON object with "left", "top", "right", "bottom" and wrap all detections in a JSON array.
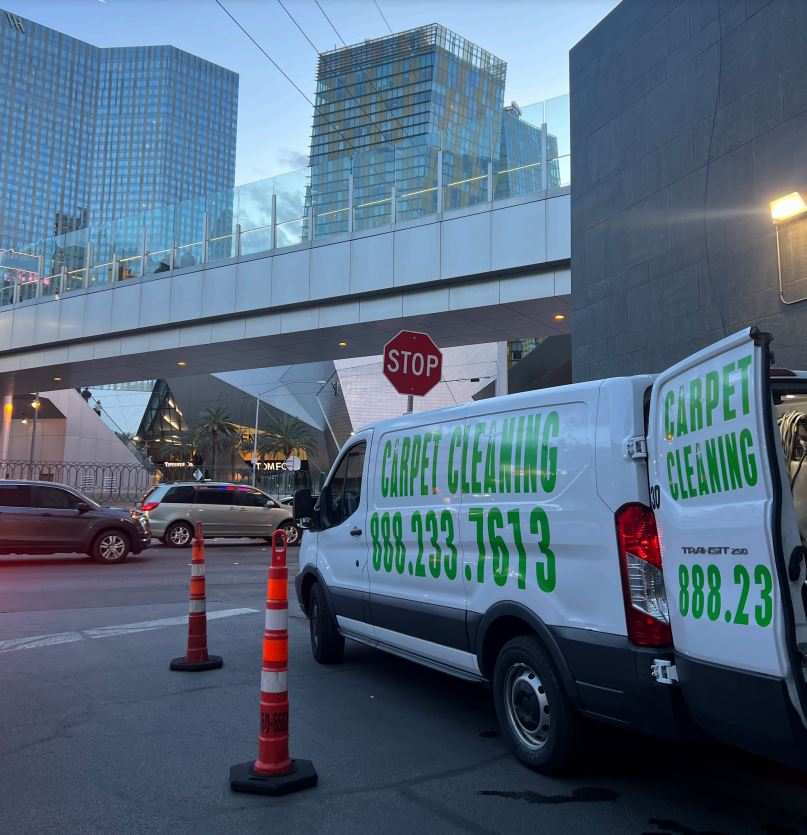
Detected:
[
  {"left": 195, "top": 487, "right": 234, "bottom": 506},
  {"left": 164, "top": 485, "right": 196, "bottom": 504},
  {"left": 323, "top": 442, "right": 366, "bottom": 528}
]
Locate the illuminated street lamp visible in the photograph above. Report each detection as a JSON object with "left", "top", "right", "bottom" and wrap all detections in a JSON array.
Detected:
[
  {"left": 28, "top": 396, "right": 41, "bottom": 479},
  {"left": 770, "top": 192, "right": 807, "bottom": 224},
  {"left": 770, "top": 191, "right": 807, "bottom": 306}
]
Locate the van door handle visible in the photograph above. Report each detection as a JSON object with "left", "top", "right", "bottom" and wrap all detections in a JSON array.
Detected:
[{"left": 350, "top": 527, "right": 362, "bottom": 536}]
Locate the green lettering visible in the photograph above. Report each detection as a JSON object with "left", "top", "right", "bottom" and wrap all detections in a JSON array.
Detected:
[
  {"left": 675, "top": 448, "right": 689, "bottom": 500},
  {"left": 704, "top": 438, "right": 722, "bottom": 493},
  {"left": 717, "top": 434, "right": 729, "bottom": 491},
  {"left": 683, "top": 444, "right": 696, "bottom": 498},
  {"left": 725, "top": 431, "right": 741, "bottom": 489},
  {"left": 737, "top": 355, "right": 753, "bottom": 416},
  {"left": 461, "top": 424, "right": 471, "bottom": 494},
  {"left": 540, "top": 411, "right": 560, "bottom": 493},
  {"left": 676, "top": 385, "right": 688, "bottom": 437},
  {"left": 399, "top": 436, "right": 411, "bottom": 497},
  {"left": 739, "top": 428, "right": 758, "bottom": 486},
  {"left": 666, "top": 452, "right": 679, "bottom": 501},
  {"left": 722, "top": 361, "right": 737, "bottom": 421},
  {"left": 380, "top": 441, "right": 391, "bottom": 497},
  {"left": 484, "top": 422, "right": 497, "bottom": 494},
  {"left": 390, "top": 440, "right": 399, "bottom": 498},
  {"left": 471, "top": 422, "right": 485, "bottom": 493},
  {"left": 523, "top": 414, "right": 541, "bottom": 492},
  {"left": 689, "top": 378, "right": 704, "bottom": 433},
  {"left": 705, "top": 371, "right": 720, "bottom": 427},
  {"left": 447, "top": 427, "right": 461, "bottom": 494},
  {"left": 409, "top": 434, "right": 422, "bottom": 497},
  {"left": 514, "top": 415, "right": 525, "bottom": 494},
  {"left": 419, "top": 431, "right": 432, "bottom": 496},
  {"left": 695, "top": 443, "right": 709, "bottom": 496},
  {"left": 430, "top": 431, "right": 442, "bottom": 493},
  {"left": 499, "top": 418, "right": 514, "bottom": 493},
  {"left": 664, "top": 390, "right": 675, "bottom": 439}
]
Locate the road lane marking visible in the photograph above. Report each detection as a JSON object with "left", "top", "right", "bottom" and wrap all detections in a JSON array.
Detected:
[{"left": 0, "top": 607, "right": 258, "bottom": 654}]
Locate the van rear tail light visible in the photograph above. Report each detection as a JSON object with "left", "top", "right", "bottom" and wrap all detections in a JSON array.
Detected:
[
  {"left": 615, "top": 503, "right": 672, "bottom": 647},
  {"left": 141, "top": 501, "right": 160, "bottom": 512}
]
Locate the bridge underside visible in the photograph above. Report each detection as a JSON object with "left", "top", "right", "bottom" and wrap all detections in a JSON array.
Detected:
[{"left": 0, "top": 271, "right": 569, "bottom": 393}]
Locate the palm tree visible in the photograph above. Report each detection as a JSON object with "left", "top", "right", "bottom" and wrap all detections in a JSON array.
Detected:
[
  {"left": 257, "top": 414, "right": 317, "bottom": 460},
  {"left": 196, "top": 407, "right": 239, "bottom": 475}
]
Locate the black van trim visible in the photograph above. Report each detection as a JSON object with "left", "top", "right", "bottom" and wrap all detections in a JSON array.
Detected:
[
  {"left": 756, "top": 328, "right": 807, "bottom": 731},
  {"left": 369, "top": 592, "right": 468, "bottom": 651}
]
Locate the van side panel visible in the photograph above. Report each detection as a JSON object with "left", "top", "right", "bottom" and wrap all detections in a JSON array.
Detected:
[{"left": 462, "top": 388, "right": 626, "bottom": 637}]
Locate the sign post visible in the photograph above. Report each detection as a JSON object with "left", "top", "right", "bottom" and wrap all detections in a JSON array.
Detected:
[{"left": 383, "top": 330, "right": 443, "bottom": 405}]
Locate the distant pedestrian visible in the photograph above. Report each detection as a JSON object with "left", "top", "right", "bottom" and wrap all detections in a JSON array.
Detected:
[
  {"left": 80, "top": 387, "right": 92, "bottom": 402},
  {"left": 93, "top": 400, "right": 102, "bottom": 416}
]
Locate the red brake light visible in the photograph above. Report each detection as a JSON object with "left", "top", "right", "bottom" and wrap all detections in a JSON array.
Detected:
[
  {"left": 141, "top": 501, "right": 160, "bottom": 512},
  {"left": 615, "top": 503, "right": 672, "bottom": 647}
]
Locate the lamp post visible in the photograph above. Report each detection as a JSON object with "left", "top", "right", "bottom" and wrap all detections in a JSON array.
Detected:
[
  {"left": 251, "top": 380, "right": 326, "bottom": 487},
  {"left": 28, "top": 395, "right": 40, "bottom": 479}
]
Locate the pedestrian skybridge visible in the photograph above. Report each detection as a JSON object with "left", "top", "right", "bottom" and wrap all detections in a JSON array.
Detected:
[{"left": 0, "top": 96, "right": 571, "bottom": 393}]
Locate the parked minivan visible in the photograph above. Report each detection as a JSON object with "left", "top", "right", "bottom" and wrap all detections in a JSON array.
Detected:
[
  {"left": 294, "top": 328, "right": 807, "bottom": 773},
  {"left": 141, "top": 482, "right": 297, "bottom": 546}
]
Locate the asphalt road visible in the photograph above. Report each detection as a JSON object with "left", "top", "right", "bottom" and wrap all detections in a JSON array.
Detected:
[{"left": 2, "top": 540, "right": 807, "bottom": 834}]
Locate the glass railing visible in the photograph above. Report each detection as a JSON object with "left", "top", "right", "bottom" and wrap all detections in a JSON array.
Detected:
[{"left": 0, "top": 94, "right": 568, "bottom": 309}]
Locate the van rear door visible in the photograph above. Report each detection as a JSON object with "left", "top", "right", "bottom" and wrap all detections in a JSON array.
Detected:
[{"left": 647, "top": 327, "right": 807, "bottom": 768}]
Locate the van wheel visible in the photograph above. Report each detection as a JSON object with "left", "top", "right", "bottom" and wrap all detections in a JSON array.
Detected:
[
  {"left": 493, "top": 635, "right": 581, "bottom": 774},
  {"left": 165, "top": 521, "right": 193, "bottom": 548},
  {"left": 92, "top": 530, "right": 130, "bottom": 563},
  {"left": 309, "top": 583, "right": 344, "bottom": 664}
]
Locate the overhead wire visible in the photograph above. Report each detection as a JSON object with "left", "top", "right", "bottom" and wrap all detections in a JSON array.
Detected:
[
  {"left": 274, "top": 0, "right": 399, "bottom": 148},
  {"left": 311, "top": 0, "right": 412, "bottom": 144},
  {"left": 213, "top": 0, "right": 358, "bottom": 153},
  {"left": 371, "top": 0, "right": 394, "bottom": 35}
]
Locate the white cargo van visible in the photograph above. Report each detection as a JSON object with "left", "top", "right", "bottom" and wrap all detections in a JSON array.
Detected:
[{"left": 293, "top": 328, "right": 807, "bottom": 773}]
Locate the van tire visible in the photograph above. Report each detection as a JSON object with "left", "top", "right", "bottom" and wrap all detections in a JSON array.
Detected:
[
  {"left": 309, "top": 583, "right": 344, "bottom": 664},
  {"left": 493, "top": 635, "right": 581, "bottom": 774}
]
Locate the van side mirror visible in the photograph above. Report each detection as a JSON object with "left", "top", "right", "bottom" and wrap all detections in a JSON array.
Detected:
[{"left": 293, "top": 488, "right": 316, "bottom": 530}]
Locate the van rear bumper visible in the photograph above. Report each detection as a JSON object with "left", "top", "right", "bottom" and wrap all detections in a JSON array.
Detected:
[{"left": 551, "top": 626, "right": 699, "bottom": 741}]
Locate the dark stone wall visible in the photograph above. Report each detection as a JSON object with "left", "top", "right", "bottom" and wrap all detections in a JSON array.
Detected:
[{"left": 571, "top": 0, "right": 807, "bottom": 380}]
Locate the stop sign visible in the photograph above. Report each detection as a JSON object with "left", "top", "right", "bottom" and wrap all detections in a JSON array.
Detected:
[{"left": 383, "top": 330, "right": 443, "bottom": 397}]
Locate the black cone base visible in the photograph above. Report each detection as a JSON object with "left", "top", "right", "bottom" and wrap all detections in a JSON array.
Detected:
[
  {"left": 229, "top": 759, "right": 318, "bottom": 796},
  {"left": 170, "top": 654, "right": 223, "bottom": 671}
]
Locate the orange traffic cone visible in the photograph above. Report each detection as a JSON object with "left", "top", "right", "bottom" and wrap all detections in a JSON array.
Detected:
[
  {"left": 170, "top": 521, "right": 223, "bottom": 672},
  {"left": 229, "top": 528, "right": 317, "bottom": 795}
]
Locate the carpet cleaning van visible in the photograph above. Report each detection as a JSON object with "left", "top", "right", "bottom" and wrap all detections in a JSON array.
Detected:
[{"left": 294, "top": 327, "right": 807, "bottom": 773}]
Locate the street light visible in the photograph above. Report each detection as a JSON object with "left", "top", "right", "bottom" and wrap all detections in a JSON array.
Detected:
[
  {"left": 251, "top": 380, "right": 326, "bottom": 486},
  {"left": 28, "top": 396, "right": 41, "bottom": 479},
  {"left": 770, "top": 192, "right": 807, "bottom": 224}
]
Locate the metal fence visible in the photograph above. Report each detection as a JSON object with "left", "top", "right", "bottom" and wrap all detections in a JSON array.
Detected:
[
  {"left": 0, "top": 461, "right": 154, "bottom": 504},
  {"left": 155, "top": 465, "right": 325, "bottom": 500}
]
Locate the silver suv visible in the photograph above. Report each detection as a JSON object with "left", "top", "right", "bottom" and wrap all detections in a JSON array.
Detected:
[{"left": 140, "top": 482, "right": 298, "bottom": 547}]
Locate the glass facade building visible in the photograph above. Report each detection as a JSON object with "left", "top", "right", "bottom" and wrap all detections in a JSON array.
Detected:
[
  {"left": 307, "top": 24, "right": 553, "bottom": 236},
  {"left": 0, "top": 10, "right": 238, "bottom": 252}
]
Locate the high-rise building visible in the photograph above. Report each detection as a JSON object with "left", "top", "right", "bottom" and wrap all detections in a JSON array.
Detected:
[
  {"left": 307, "top": 24, "right": 550, "bottom": 236},
  {"left": 0, "top": 10, "right": 238, "bottom": 251}
]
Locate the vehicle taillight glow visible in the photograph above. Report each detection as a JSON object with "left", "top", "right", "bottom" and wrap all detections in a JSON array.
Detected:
[
  {"left": 615, "top": 503, "right": 672, "bottom": 647},
  {"left": 141, "top": 501, "right": 160, "bottom": 512}
]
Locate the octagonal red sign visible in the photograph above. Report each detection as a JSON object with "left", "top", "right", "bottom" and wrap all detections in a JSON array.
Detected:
[{"left": 383, "top": 330, "right": 443, "bottom": 397}]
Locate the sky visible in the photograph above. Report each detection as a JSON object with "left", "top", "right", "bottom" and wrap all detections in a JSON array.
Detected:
[{"left": 8, "top": 0, "right": 619, "bottom": 185}]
